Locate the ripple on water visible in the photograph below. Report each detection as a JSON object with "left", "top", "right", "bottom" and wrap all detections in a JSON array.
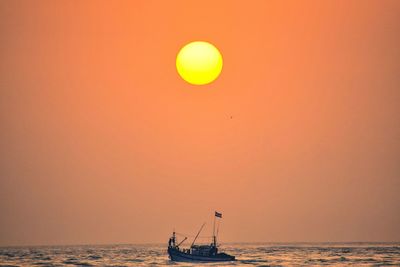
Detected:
[
  {"left": 62, "top": 258, "right": 93, "bottom": 266},
  {"left": 87, "top": 255, "right": 102, "bottom": 260},
  {"left": 32, "top": 262, "right": 58, "bottom": 267},
  {"left": 125, "top": 258, "right": 144, "bottom": 263}
]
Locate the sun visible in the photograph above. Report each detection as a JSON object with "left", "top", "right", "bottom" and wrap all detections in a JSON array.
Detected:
[{"left": 176, "top": 41, "right": 223, "bottom": 85}]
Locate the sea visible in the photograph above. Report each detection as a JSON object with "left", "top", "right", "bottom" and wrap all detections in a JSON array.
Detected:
[{"left": 1, "top": 243, "right": 399, "bottom": 266}]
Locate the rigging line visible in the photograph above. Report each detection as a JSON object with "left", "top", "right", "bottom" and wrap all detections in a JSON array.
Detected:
[
  {"left": 216, "top": 219, "right": 220, "bottom": 237},
  {"left": 175, "top": 232, "right": 213, "bottom": 238}
]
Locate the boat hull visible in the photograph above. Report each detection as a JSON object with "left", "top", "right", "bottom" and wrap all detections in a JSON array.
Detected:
[{"left": 168, "top": 247, "right": 235, "bottom": 262}]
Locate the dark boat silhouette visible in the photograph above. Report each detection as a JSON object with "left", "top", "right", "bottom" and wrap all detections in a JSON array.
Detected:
[{"left": 167, "top": 212, "right": 235, "bottom": 262}]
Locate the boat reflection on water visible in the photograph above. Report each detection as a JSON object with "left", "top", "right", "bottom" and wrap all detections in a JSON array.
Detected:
[{"left": 167, "top": 212, "right": 235, "bottom": 262}]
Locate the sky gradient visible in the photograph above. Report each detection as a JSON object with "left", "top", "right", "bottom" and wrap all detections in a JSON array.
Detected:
[{"left": 1, "top": 0, "right": 400, "bottom": 246}]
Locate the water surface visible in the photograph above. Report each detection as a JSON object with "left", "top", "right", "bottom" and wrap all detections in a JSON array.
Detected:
[{"left": 1, "top": 243, "right": 399, "bottom": 266}]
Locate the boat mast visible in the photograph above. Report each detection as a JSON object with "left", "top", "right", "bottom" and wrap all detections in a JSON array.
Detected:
[
  {"left": 177, "top": 236, "right": 187, "bottom": 247},
  {"left": 191, "top": 223, "right": 206, "bottom": 247},
  {"left": 212, "top": 214, "right": 216, "bottom": 246}
]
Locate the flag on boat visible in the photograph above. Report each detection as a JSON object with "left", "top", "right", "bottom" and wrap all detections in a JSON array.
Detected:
[{"left": 215, "top": 211, "right": 222, "bottom": 218}]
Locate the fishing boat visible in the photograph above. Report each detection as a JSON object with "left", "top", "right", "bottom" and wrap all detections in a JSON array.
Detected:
[{"left": 167, "top": 211, "right": 235, "bottom": 262}]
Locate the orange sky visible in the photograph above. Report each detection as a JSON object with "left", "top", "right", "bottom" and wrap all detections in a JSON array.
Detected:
[{"left": 1, "top": 0, "right": 399, "bottom": 246}]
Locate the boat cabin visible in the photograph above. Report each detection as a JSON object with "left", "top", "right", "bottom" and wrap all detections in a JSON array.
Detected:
[{"left": 190, "top": 244, "right": 218, "bottom": 256}]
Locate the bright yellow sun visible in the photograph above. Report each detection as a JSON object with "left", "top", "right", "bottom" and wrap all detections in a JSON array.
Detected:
[{"left": 176, "top": 41, "right": 223, "bottom": 85}]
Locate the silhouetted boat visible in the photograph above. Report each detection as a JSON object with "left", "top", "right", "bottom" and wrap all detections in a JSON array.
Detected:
[{"left": 167, "top": 212, "right": 235, "bottom": 262}]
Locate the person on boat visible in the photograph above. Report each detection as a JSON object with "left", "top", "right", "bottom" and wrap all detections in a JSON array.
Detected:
[{"left": 168, "top": 235, "right": 175, "bottom": 248}]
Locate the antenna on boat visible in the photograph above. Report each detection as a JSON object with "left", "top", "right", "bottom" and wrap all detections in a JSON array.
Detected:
[{"left": 191, "top": 222, "right": 206, "bottom": 247}]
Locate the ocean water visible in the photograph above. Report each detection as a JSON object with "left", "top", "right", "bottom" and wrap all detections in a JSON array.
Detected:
[{"left": 0, "top": 243, "right": 399, "bottom": 266}]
